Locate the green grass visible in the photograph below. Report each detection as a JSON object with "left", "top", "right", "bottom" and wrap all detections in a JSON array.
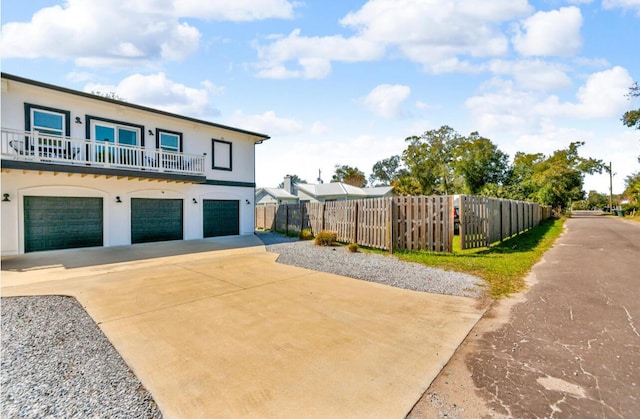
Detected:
[{"left": 395, "top": 218, "right": 566, "bottom": 299}]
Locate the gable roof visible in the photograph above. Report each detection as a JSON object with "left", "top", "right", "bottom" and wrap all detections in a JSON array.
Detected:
[
  {"left": 296, "top": 182, "right": 393, "bottom": 199},
  {"left": 256, "top": 187, "right": 299, "bottom": 200},
  {"left": 1, "top": 72, "right": 270, "bottom": 143}
]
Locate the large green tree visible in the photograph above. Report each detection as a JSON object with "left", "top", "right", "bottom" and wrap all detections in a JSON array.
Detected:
[
  {"left": 332, "top": 164, "right": 367, "bottom": 187},
  {"left": 510, "top": 141, "right": 605, "bottom": 208},
  {"left": 622, "top": 82, "right": 640, "bottom": 131},
  {"left": 369, "top": 155, "right": 403, "bottom": 186},
  {"left": 504, "top": 152, "right": 545, "bottom": 201},
  {"left": 454, "top": 132, "right": 509, "bottom": 195},
  {"left": 402, "top": 125, "right": 463, "bottom": 194}
]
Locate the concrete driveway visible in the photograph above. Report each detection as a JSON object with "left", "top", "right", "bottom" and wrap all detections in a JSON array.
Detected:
[{"left": 2, "top": 236, "right": 484, "bottom": 418}]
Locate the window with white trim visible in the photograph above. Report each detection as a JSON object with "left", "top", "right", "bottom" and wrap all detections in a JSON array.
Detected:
[{"left": 157, "top": 129, "right": 182, "bottom": 152}]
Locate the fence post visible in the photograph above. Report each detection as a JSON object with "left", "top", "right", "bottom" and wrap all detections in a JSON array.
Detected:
[
  {"left": 353, "top": 200, "right": 359, "bottom": 244},
  {"left": 388, "top": 197, "right": 394, "bottom": 254}
]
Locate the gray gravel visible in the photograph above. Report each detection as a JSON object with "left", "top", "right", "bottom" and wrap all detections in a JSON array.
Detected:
[
  {"left": 1, "top": 295, "right": 162, "bottom": 419},
  {"left": 256, "top": 231, "right": 485, "bottom": 298}
]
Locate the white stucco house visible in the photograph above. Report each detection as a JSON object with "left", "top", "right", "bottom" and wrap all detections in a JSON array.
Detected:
[
  {"left": 256, "top": 176, "right": 394, "bottom": 204},
  {"left": 0, "top": 73, "right": 269, "bottom": 255}
]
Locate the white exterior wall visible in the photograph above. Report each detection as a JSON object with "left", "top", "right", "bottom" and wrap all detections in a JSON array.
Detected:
[
  {"left": 1, "top": 76, "right": 265, "bottom": 255},
  {"left": 1, "top": 78, "right": 257, "bottom": 184},
  {"left": 1, "top": 172, "right": 255, "bottom": 255}
]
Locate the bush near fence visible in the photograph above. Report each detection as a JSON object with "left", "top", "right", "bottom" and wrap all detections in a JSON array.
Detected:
[{"left": 256, "top": 195, "right": 551, "bottom": 252}]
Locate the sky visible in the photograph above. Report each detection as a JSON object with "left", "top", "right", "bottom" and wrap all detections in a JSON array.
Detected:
[{"left": 2, "top": 0, "right": 639, "bottom": 194}]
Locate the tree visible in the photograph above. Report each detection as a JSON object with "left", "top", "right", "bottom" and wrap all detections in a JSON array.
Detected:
[
  {"left": 623, "top": 171, "right": 640, "bottom": 206},
  {"left": 91, "top": 91, "right": 127, "bottom": 101},
  {"left": 369, "top": 155, "right": 403, "bottom": 186},
  {"left": 402, "top": 125, "right": 463, "bottom": 194},
  {"left": 454, "top": 132, "right": 509, "bottom": 195},
  {"left": 622, "top": 82, "right": 640, "bottom": 130},
  {"left": 277, "top": 174, "right": 307, "bottom": 188},
  {"left": 504, "top": 152, "right": 545, "bottom": 201},
  {"left": 391, "top": 175, "right": 423, "bottom": 195},
  {"left": 332, "top": 165, "right": 367, "bottom": 187},
  {"left": 530, "top": 142, "right": 604, "bottom": 209}
]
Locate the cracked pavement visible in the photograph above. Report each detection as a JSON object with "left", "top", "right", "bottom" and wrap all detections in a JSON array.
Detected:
[{"left": 409, "top": 213, "right": 639, "bottom": 418}]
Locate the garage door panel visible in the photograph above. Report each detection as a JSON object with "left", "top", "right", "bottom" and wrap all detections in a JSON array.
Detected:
[
  {"left": 131, "top": 198, "right": 183, "bottom": 244},
  {"left": 203, "top": 200, "right": 239, "bottom": 238},
  {"left": 24, "top": 196, "right": 103, "bottom": 253}
]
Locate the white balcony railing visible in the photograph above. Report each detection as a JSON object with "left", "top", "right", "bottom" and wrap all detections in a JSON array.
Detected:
[{"left": 1, "top": 128, "right": 205, "bottom": 177}]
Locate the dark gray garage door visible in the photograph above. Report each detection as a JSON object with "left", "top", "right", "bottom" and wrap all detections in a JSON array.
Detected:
[
  {"left": 131, "top": 198, "right": 183, "bottom": 244},
  {"left": 24, "top": 196, "right": 103, "bottom": 253},
  {"left": 203, "top": 200, "right": 239, "bottom": 237}
]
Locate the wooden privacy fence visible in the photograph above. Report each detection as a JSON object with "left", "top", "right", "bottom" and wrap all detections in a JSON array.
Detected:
[
  {"left": 459, "top": 195, "right": 552, "bottom": 250},
  {"left": 256, "top": 195, "right": 452, "bottom": 252},
  {"left": 257, "top": 195, "right": 552, "bottom": 252}
]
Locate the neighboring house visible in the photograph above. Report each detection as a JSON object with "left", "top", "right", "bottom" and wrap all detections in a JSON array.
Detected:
[
  {"left": 0, "top": 73, "right": 269, "bottom": 255},
  {"left": 255, "top": 187, "right": 299, "bottom": 205},
  {"left": 256, "top": 176, "right": 394, "bottom": 204}
]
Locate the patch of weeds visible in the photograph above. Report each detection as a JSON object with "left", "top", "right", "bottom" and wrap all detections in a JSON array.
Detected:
[
  {"left": 314, "top": 230, "right": 337, "bottom": 246},
  {"left": 347, "top": 243, "right": 359, "bottom": 253},
  {"left": 299, "top": 229, "right": 314, "bottom": 240}
]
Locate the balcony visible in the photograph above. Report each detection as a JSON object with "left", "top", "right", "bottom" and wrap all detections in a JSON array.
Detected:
[{"left": 1, "top": 128, "right": 206, "bottom": 182}]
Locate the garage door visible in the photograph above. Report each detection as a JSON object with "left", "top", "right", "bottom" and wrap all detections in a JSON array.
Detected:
[
  {"left": 131, "top": 198, "right": 183, "bottom": 244},
  {"left": 24, "top": 196, "right": 103, "bottom": 253},
  {"left": 203, "top": 200, "right": 239, "bottom": 237}
]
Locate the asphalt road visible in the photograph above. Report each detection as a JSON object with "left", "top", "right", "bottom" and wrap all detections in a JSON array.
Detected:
[{"left": 466, "top": 214, "right": 640, "bottom": 417}]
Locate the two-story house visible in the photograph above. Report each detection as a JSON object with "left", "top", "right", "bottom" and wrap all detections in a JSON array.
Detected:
[{"left": 0, "top": 73, "right": 269, "bottom": 255}]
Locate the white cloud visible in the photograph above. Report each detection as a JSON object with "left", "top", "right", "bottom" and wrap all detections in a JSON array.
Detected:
[
  {"left": 361, "top": 84, "right": 411, "bottom": 118},
  {"left": 465, "top": 66, "right": 633, "bottom": 136},
  {"left": 310, "top": 121, "right": 330, "bottom": 135},
  {"left": 488, "top": 59, "right": 572, "bottom": 90},
  {"left": 255, "top": 0, "right": 532, "bottom": 78},
  {"left": 254, "top": 29, "right": 384, "bottom": 79},
  {"left": 512, "top": 7, "right": 583, "bottom": 56},
  {"left": 174, "top": 0, "right": 296, "bottom": 20},
  {"left": 602, "top": 0, "right": 640, "bottom": 15},
  {"left": 1, "top": 0, "right": 298, "bottom": 67},
  {"left": 84, "top": 73, "right": 221, "bottom": 117},
  {"left": 536, "top": 66, "right": 633, "bottom": 118},
  {"left": 1, "top": 0, "right": 200, "bottom": 67},
  {"left": 227, "top": 110, "right": 303, "bottom": 135}
]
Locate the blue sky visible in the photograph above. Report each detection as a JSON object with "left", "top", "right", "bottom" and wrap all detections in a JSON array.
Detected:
[{"left": 2, "top": 0, "right": 639, "bottom": 193}]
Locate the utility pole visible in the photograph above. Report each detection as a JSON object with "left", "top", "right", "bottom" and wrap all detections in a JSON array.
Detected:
[{"left": 609, "top": 161, "right": 613, "bottom": 212}]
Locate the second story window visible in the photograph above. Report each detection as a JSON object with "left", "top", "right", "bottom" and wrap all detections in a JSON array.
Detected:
[
  {"left": 212, "top": 139, "right": 232, "bottom": 171},
  {"left": 33, "top": 110, "right": 65, "bottom": 137},
  {"left": 157, "top": 129, "right": 182, "bottom": 152},
  {"left": 87, "top": 116, "right": 143, "bottom": 147},
  {"left": 25, "top": 103, "right": 71, "bottom": 138}
]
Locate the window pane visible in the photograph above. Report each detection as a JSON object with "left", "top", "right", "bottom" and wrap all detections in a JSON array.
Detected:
[
  {"left": 95, "top": 125, "right": 115, "bottom": 143},
  {"left": 160, "top": 132, "right": 179, "bottom": 151},
  {"left": 119, "top": 128, "right": 138, "bottom": 146},
  {"left": 33, "top": 110, "right": 63, "bottom": 134}
]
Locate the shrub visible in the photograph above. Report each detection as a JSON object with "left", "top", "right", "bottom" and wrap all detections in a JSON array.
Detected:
[
  {"left": 314, "top": 230, "right": 337, "bottom": 246},
  {"left": 299, "top": 229, "right": 314, "bottom": 240},
  {"left": 347, "top": 243, "right": 359, "bottom": 253}
]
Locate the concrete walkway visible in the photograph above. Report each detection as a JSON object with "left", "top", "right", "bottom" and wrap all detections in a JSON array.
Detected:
[{"left": 1, "top": 236, "right": 484, "bottom": 418}]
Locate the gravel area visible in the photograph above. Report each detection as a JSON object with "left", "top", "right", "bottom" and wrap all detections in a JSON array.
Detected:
[
  {"left": 1, "top": 296, "right": 162, "bottom": 419},
  {"left": 256, "top": 231, "right": 485, "bottom": 298}
]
